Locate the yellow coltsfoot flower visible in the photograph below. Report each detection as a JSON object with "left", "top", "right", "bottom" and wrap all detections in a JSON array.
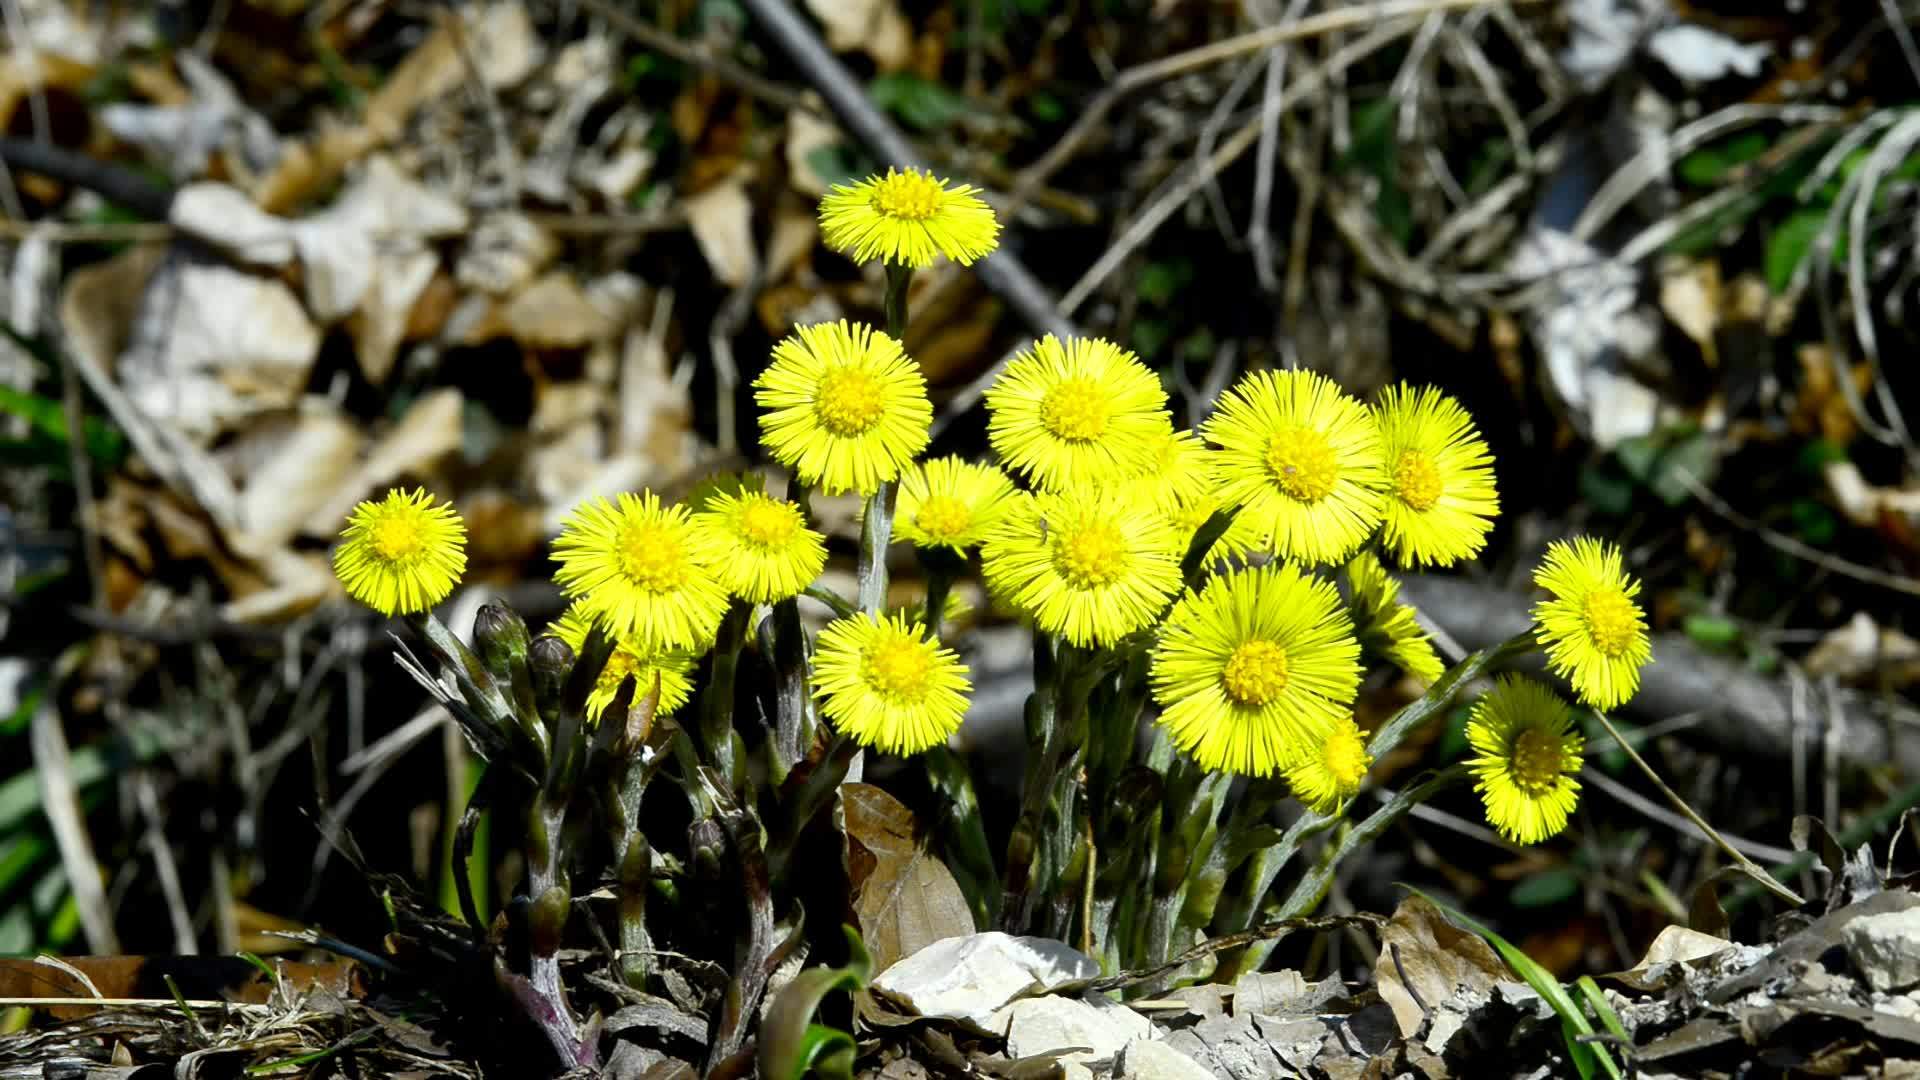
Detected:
[
  {"left": 984, "top": 335, "right": 1171, "bottom": 491},
  {"left": 1283, "top": 715, "right": 1373, "bottom": 814},
  {"left": 694, "top": 489, "right": 827, "bottom": 604},
  {"left": 812, "top": 611, "right": 972, "bottom": 754},
  {"left": 1346, "top": 551, "right": 1444, "bottom": 686},
  {"left": 1532, "top": 537, "right": 1653, "bottom": 710},
  {"left": 818, "top": 167, "right": 1000, "bottom": 268},
  {"left": 1149, "top": 562, "right": 1363, "bottom": 776},
  {"left": 1373, "top": 384, "right": 1500, "bottom": 567},
  {"left": 755, "top": 320, "right": 932, "bottom": 496},
  {"left": 1466, "top": 675, "right": 1584, "bottom": 844},
  {"left": 1203, "top": 370, "right": 1387, "bottom": 566},
  {"left": 981, "top": 489, "right": 1183, "bottom": 648},
  {"left": 550, "top": 603, "right": 695, "bottom": 723},
  {"left": 551, "top": 491, "right": 731, "bottom": 652},
  {"left": 1162, "top": 492, "right": 1268, "bottom": 568},
  {"left": 332, "top": 487, "right": 467, "bottom": 616},
  {"left": 1123, "top": 427, "right": 1217, "bottom": 513},
  {"left": 893, "top": 456, "right": 1020, "bottom": 553}
]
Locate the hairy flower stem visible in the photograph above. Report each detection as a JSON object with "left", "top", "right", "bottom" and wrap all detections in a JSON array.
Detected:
[
  {"left": 854, "top": 266, "right": 913, "bottom": 621},
  {"left": 522, "top": 792, "right": 592, "bottom": 1067},
  {"left": 702, "top": 604, "right": 751, "bottom": 787},
  {"left": 770, "top": 484, "right": 817, "bottom": 781}
]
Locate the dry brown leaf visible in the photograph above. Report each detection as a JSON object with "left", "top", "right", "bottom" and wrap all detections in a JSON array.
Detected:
[
  {"left": 363, "top": 1, "right": 542, "bottom": 142},
  {"left": 457, "top": 213, "right": 559, "bottom": 296},
  {"left": 224, "top": 548, "right": 333, "bottom": 623},
  {"left": 501, "top": 272, "right": 616, "bottom": 351},
  {"left": 1659, "top": 257, "right": 1721, "bottom": 361},
  {"left": 59, "top": 245, "right": 164, "bottom": 379},
  {"left": 803, "top": 0, "right": 912, "bottom": 70},
  {"left": 841, "top": 782, "right": 975, "bottom": 976},
  {"left": 301, "top": 387, "right": 466, "bottom": 539},
  {"left": 785, "top": 105, "right": 844, "bottom": 197},
  {"left": 683, "top": 177, "right": 758, "bottom": 289},
  {"left": 225, "top": 404, "right": 366, "bottom": 558},
  {"left": 1373, "top": 894, "right": 1507, "bottom": 1040}
]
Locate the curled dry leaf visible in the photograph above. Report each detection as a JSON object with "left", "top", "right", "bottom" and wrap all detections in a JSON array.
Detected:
[
  {"left": 1374, "top": 894, "right": 1508, "bottom": 1045},
  {"left": 224, "top": 403, "right": 366, "bottom": 559},
  {"left": 840, "top": 782, "right": 975, "bottom": 977}
]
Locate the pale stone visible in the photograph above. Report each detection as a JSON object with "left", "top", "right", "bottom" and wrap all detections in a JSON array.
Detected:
[{"left": 870, "top": 932, "right": 1098, "bottom": 1027}]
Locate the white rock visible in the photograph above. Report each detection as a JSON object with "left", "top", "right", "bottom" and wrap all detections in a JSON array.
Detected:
[
  {"left": 1119, "top": 1038, "right": 1216, "bottom": 1080},
  {"left": 1001, "top": 996, "right": 1151, "bottom": 1064},
  {"left": 1848, "top": 908, "right": 1920, "bottom": 991},
  {"left": 870, "top": 932, "right": 1099, "bottom": 1027}
]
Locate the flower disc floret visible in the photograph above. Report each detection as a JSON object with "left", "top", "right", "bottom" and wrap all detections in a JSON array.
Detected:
[
  {"left": 1202, "top": 370, "right": 1386, "bottom": 565},
  {"left": 892, "top": 457, "right": 1019, "bottom": 552},
  {"left": 1531, "top": 537, "right": 1653, "bottom": 710},
  {"left": 332, "top": 487, "right": 467, "bottom": 616},
  {"left": 981, "top": 490, "right": 1183, "bottom": 647},
  {"left": 694, "top": 490, "right": 827, "bottom": 604},
  {"left": 550, "top": 603, "right": 696, "bottom": 722},
  {"left": 818, "top": 168, "right": 1001, "bottom": 268},
  {"left": 811, "top": 612, "right": 972, "bottom": 754},
  {"left": 1149, "top": 562, "right": 1362, "bottom": 776},
  {"left": 1466, "top": 676, "right": 1584, "bottom": 844},
  {"left": 755, "top": 320, "right": 932, "bottom": 495},
  {"left": 984, "top": 336, "right": 1170, "bottom": 491},
  {"left": 551, "top": 491, "right": 730, "bottom": 651},
  {"left": 1372, "top": 384, "right": 1500, "bottom": 567}
]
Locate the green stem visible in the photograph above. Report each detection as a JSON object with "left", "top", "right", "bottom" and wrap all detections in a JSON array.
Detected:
[
  {"left": 702, "top": 604, "right": 751, "bottom": 785},
  {"left": 883, "top": 263, "right": 913, "bottom": 339}
]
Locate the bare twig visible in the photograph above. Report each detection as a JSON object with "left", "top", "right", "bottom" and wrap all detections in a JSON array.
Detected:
[
  {"left": 579, "top": 0, "right": 823, "bottom": 118},
  {"left": 1672, "top": 468, "right": 1920, "bottom": 598},
  {"left": 32, "top": 702, "right": 121, "bottom": 953}
]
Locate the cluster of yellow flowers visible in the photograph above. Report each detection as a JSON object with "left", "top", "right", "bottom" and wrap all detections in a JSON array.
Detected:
[{"left": 328, "top": 166, "right": 1654, "bottom": 846}]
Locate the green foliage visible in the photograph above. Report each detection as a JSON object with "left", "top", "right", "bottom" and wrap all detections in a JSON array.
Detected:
[
  {"left": 757, "top": 926, "right": 873, "bottom": 1080},
  {"left": 1509, "top": 867, "right": 1580, "bottom": 909},
  {"left": 1682, "top": 613, "right": 1741, "bottom": 650},
  {"left": 1613, "top": 426, "right": 1718, "bottom": 507},
  {"left": 1340, "top": 99, "right": 1413, "bottom": 247},
  {"left": 1407, "top": 888, "right": 1624, "bottom": 1080},
  {"left": 868, "top": 73, "right": 973, "bottom": 132}
]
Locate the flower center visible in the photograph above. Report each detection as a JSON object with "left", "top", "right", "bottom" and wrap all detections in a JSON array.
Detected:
[
  {"left": 1222, "top": 639, "right": 1290, "bottom": 705},
  {"left": 869, "top": 171, "right": 944, "bottom": 221},
  {"left": 814, "top": 367, "right": 887, "bottom": 436},
  {"left": 737, "top": 497, "right": 803, "bottom": 549},
  {"left": 370, "top": 515, "right": 424, "bottom": 564},
  {"left": 1039, "top": 378, "right": 1111, "bottom": 442},
  {"left": 1393, "top": 450, "right": 1444, "bottom": 512},
  {"left": 1265, "top": 427, "right": 1339, "bottom": 502},
  {"left": 618, "top": 522, "right": 690, "bottom": 592},
  {"left": 1582, "top": 589, "right": 1640, "bottom": 657},
  {"left": 1509, "top": 728, "right": 1565, "bottom": 796},
  {"left": 1052, "top": 523, "right": 1127, "bottom": 588},
  {"left": 914, "top": 495, "right": 974, "bottom": 542},
  {"left": 1324, "top": 726, "right": 1370, "bottom": 789},
  {"left": 863, "top": 634, "right": 934, "bottom": 699},
  {"left": 600, "top": 648, "right": 640, "bottom": 692}
]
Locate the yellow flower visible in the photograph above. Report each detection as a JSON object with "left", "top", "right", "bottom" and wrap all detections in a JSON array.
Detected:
[
  {"left": 1163, "top": 494, "right": 1269, "bottom": 568},
  {"left": 332, "top": 487, "right": 467, "bottom": 616},
  {"left": 1532, "top": 538, "right": 1653, "bottom": 710},
  {"left": 1346, "top": 552, "right": 1444, "bottom": 685},
  {"left": 694, "top": 489, "right": 826, "bottom": 604},
  {"left": 755, "top": 320, "right": 932, "bottom": 496},
  {"left": 984, "top": 335, "right": 1170, "bottom": 491},
  {"left": 1202, "top": 370, "right": 1387, "bottom": 565},
  {"left": 1373, "top": 384, "right": 1500, "bottom": 567},
  {"left": 1283, "top": 716, "right": 1373, "bottom": 814},
  {"left": 1123, "top": 427, "right": 1217, "bottom": 512},
  {"left": 981, "top": 490, "right": 1183, "bottom": 648},
  {"left": 551, "top": 491, "right": 730, "bottom": 651},
  {"left": 1149, "top": 562, "right": 1362, "bottom": 776},
  {"left": 893, "top": 457, "right": 1019, "bottom": 553},
  {"left": 818, "top": 167, "right": 1001, "bottom": 268},
  {"left": 812, "top": 612, "right": 972, "bottom": 754},
  {"left": 550, "top": 603, "right": 695, "bottom": 722},
  {"left": 1466, "top": 676, "right": 1584, "bottom": 844}
]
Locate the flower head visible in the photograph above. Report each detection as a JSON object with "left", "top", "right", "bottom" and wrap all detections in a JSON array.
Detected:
[
  {"left": 694, "top": 489, "right": 826, "bottom": 604},
  {"left": 981, "top": 490, "right": 1183, "bottom": 647},
  {"left": 812, "top": 612, "right": 972, "bottom": 754},
  {"left": 1284, "top": 716, "right": 1373, "bottom": 814},
  {"left": 1150, "top": 562, "right": 1363, "bottom": 776},
  {"left": 1466, "top": 676, "right": 1584, "bottom": 844},
  {"left": 818, "top": 168, "right": 1001, "bottom": 268},
  {"left": 550, "top": 603, "right": 695, "bottom": 722},
  {"left": 1373, "top": 384, "right": 1500, "bottom": 567},
  {"left": 333, "top": 487, "right": 467, "bottom": 616},
  {"left": 893, "top": 457, "right": 1020, "bottom": 553},
  {"left": 1202, "top": 370, "right": 1387, "bottom": 565},
  {"left": 1123, "top": 427, "right": 1217, "bottom": 512},
  {"left": 1346, "top": 551, "right": 1444, "bottom": 685},
  {"left": 984, "top": 336, "right": 1171, "bottom": 491},
  {"left": 1163, "top": 495, "right": 1269, "bottom": 569},
  {"left": 755, "top": 320, "right": 932, "bottom": 495},
  {"left": 1532, "top": 538, "right": 1653, "bottom": 710},
  {"left": 551, "top": 491, "right": 730, "bottom": 651}
]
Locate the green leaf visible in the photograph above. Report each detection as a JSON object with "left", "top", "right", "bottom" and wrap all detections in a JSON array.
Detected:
[
  {"left": 1683, "top": 614, "right": 1741, "bottom": 649},
  {"left": 1576, "top": 975, "right": 1630, "bottom": 1045},
  {"left": 1027, "top": 90, "right": 1065, "bottom": 124},
  {"left": 868, "top": 73, "right": 971, "bottom": 132},
  {"left": 1405, "top": 887, "right": 1623, "bottom": 1080},
  {"left": 1579, "top": 461, "right": 1636, "bottom": 517},
  {"left": 1765, "top": 207, "right": 1828, "bottom": 292},
  {"left": 1676, "top": 131, "right": 1769, "bottom": 186},
  {"left": 805, "top": 144, "right": 870, "bottom": 191},
  {"left": 757, "top": 926, "right": 872, "bottom": 1080},
  {"left": 1790, "top": 498, "right": 1836, "bottom": 546},
  {"left": 1510, "top": 868, "right": 1580, "bottom": 909}
]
